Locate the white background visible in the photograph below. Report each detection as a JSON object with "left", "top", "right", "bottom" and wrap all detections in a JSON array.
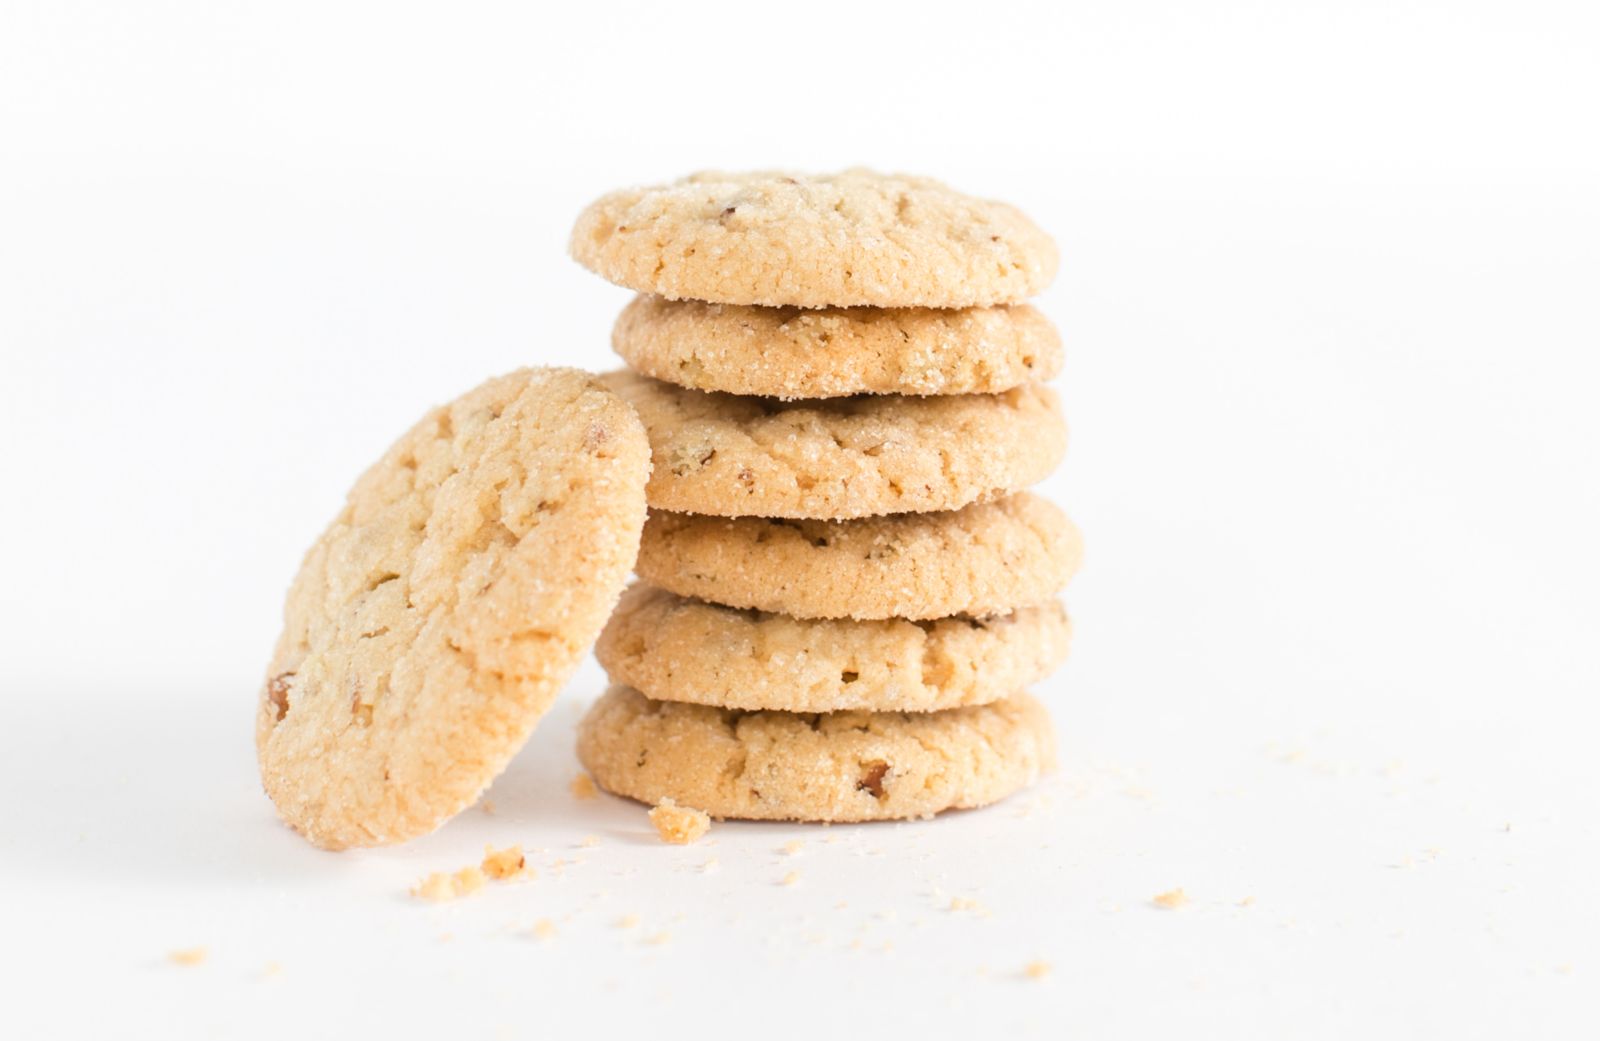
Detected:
[{"left": 3, "top": 2, "right": 1597, "bottom": 1037}]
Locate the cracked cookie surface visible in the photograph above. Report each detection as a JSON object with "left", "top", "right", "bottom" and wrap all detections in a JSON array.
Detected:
[
  {"left": 602, "top": 371, "right": 1066, "bottom": 519},
  {"left": 570, "top": 169, "right": 1057, "bottom": 308},
  {"left": 257, "top": 368, "right": 651, "bottom": 850},
  {"left": 576, "top": 686, "right": 1055, "bottom": 822},
  {"left": 636, "top": 493, "right": 1082, "bottom": 620},
  {"left": 597, "top": 584, "right": 1072, "bottom": 712},
  {"left": 612, "top": 296, "right": 1062, "bottom": 399}
]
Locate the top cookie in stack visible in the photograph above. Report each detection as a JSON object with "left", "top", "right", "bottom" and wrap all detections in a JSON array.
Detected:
[{"left": 568, "top": 169, "right": 1081, "bottom": 822}]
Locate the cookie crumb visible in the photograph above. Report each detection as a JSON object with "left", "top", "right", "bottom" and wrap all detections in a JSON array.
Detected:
[
  {"left": 481, "top": 845, "right": 527, "bottom": 880},
  {"left": 782, "top": 839, "right": 804, "bottom": 856},
  {"left": 1024, "top": 960, "right": 1052, "bottom": 980},
  {"left": 531, "top": 919, "right": 557, "bottom": 941},
  {"left": 949, "top": 897, "right": 983, "bottom": 912},
  {"left": 617, "top": 914, "right": 640, "bottom": 929},
  {"left": 570, "top": 772, "right": 598, "bottom": 800},
  {"left": 413, "top": 866, "right": 487, "bottom": 902},
  {"left": 701, "top": 858, "right": 721, "bottom": 874},
  {"left": 1238, "top": 895, "right": 1256, "bottom": 907},
  {"left": 644, "top": 932, "right": 672, "bottom": 946},
  {"left": 169, "top": 947, "right": 207, "bottom": 967},
  {"left": 579, "top": 835, "right": 601, "bottom": 848},
  {"left": 781, "top": 871, "right": 801, "bottom": 887},
  {"left": 1152, "top": 887, "right": 1188, "bottom": 910},
  {"left": 479, "top": 798, "right": 495, "bottom": 815},
  {"left": 649, "top": 797, "right": 711, "bottom": 845}
]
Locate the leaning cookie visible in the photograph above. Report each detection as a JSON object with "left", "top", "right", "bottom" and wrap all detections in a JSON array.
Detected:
[
  {"left": 257, "top": 368, "right": 650, "bottom": 850},
  {"left": 571, "top": 169, "right": 1057, "bottom": 308},
  {"left": 613, "top": 296, "right": 1062, "bottom": 399},
  {"left": 577, "top": 686, "right": 1056, "bottom": 822},
  {"left": 596, "top": 584, "right": 1072, "bottom": 713},
  {"left": 602, "top": 371, "right": 1066, "bottom": 520},
  {"left": 636, "top": 493, "right": 1082, "bottom": 621}
]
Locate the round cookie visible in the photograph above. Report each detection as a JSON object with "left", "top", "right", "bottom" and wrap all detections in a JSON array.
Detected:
[
  {"left": 257, "top": 368, "right": 651, "bottom": 850},
  {"left": 597, "top": 585, "right": 1073, "bottom": 712},
  {"left": 636, "top": 493, "right": 1082, "bottom": 621},
  {"left": 602, "top": 370, "right": 1066, "bottom": 520},
  {"left": 612, "top": 296, "right": 1063, "bottom": 399},
  {"left": 570, "top": 169, "right": 1058, "bottom": 308},
  {"left": 577, "top": 686, "right": 1056, "bottom": 822}
]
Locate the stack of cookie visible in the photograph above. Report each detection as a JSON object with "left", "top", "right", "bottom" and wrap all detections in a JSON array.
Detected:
[{"left": 568, "top": 170, "right": 1082, "bottom": 822}]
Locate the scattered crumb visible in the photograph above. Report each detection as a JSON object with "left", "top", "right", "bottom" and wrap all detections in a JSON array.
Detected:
[
  {"left": 261, "top": 962, "right": 282, "bottom": 979},
  {"left": 949, "top": 897, "right": 985, "bottom": 913},
  {"left": 1024, "top": 960, "right": 1052, "bottom": 980},
  {"left": 644, "top": 932, "right": 672, "bottom": 946},
  {"left": 413, "top": 866, "right": 487, "bottom": 902},
  {"left": 169, "top": 947, "right": 207, "bottom": 967},
  {"left": 649, "top": 798, "right": 711, "bottom": 845},
  {"left": 579, "top": 835, "right": 601, "bottom": 848},
  {"left": 701, "top": 858, "right": 720, "bottom": 874},
  {"left": 1238, "top": 896, "right": 1256, "bottom": 907},
  {"left": 781, "top": 871, "right": 801, "bottom": 887},
  {"left": 531, "top": 919, "right": 557, "bottom": 941},
  {"left": 1152, "top": 887, "right": 1189, "bottom": 910},
  {"left": 481, "top": 845, "right": 527, "bottom": 881},
  {"left": 570, "top": 772, "right": 598, "bottom": 800},
  {"left": 1555, "top": 964, "right": 1574, "bottom": 975},
  {"left": 479, "top": 798, "right": 496, "bottom": 815},
  {"left": 617, "top": 914, "right": 640, "bottom": 929},
  {"left": 782, "top": 840, "right": 804, "bottom": 856}
]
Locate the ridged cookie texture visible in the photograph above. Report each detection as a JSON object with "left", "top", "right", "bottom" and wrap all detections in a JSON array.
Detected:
[
  {"left": 570, "top": 169, "right": 1058, "bottom": 309},
  {"left": 596, "top": 584, "right": 1073, "bottom": 713},
  {"left": 612, "top": 296, "right": 1062, "bottom": 400},
  {"left": 257, "top": 368, "right": 651, "bottom": 850},
  {"left": 635, "top": 493, "right": 1082, "bottom": 621},
  {"left": 577, "top": 686, "right": 1056, "bottom": 822},
  {"left": 601, "top": 370, "right": 1066, "bottom": 520}
]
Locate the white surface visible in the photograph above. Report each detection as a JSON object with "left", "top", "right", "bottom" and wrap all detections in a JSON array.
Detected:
[{"left": 3, "top": 2, "right": 1598, "bottom": 1038}]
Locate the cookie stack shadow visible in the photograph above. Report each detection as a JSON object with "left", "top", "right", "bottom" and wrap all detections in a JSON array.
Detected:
[{"left": 568, "top": 169, "right": 1082, "bottom": 822}]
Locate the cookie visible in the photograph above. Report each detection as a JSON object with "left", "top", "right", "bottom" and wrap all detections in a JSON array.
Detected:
[
  {"left": 612, "top": 296, "right": 1063, "bottom": 400},
  {"left": 635, "top": 493, "right": 1081, "bottom": 620},
  {"left": 601, "top": 370, "right": 1066, "bottom": 519},
  {"left": 576, "top": 686, "right": 1055, "bottom": 822},
  {"left": 596, "top": 584, "right": 1073, "bottom": 712},
  {"left": 257, "top": 368, "right": 651, "bottom": 850},
  {"left": 570, "top": 169, "right": 1057, "bottom": 308}
]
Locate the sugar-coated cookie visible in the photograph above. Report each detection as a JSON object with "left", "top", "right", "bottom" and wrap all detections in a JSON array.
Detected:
[
  {"left": 596, "top": 584, "right": 1071, "bottom": 712},
  {"left": 257, "top": 369, "right": 650, "bottom": 849},
  {"left": 571, "top": 169, "right": 1057, "bottom": 308},
  {"left": 612, "top": 296, "right": 1062, "bottom": 399},
  {"left": 576, "top": 686, "right": 1055, "bottom": 821},
  {"left": 602, "top": 371, "right": 1065, "bottom": 519},
  {"left": 635, "top": 494, "right": 1081, "bottom": 620}
]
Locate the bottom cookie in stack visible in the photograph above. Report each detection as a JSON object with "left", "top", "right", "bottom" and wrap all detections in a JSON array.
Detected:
[{"left": 576, "top": 685, "right": 1056, "bottom": 823}]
